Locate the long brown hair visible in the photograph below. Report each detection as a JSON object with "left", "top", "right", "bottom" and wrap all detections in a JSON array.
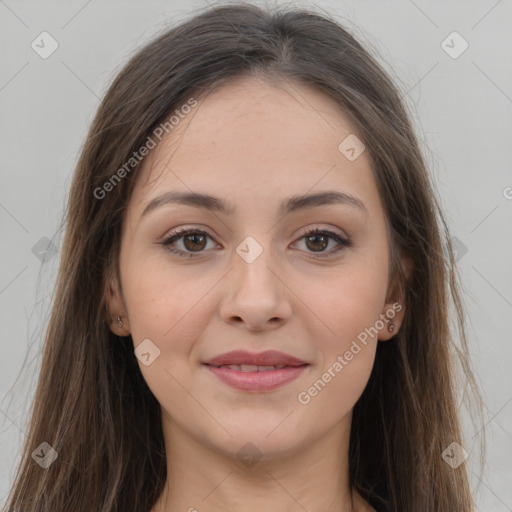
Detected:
[{"left": 4, "top": 3, "right": 483, "bottom": 510}]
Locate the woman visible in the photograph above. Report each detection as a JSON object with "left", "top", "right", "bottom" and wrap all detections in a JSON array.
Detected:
[{"left": 5, "top": 3, "right": 483, "bottom": 511}]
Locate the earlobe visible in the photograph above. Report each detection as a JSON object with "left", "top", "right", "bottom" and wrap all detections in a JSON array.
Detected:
[
  {"left": 377, "top": 300, "right": 404, "bottom": 341},
  {"left": 378, "top": 254, "right": 413, "bottom": 341},
  {"left": 379, "top": 261, "right": 412, "bottom": 341},
  {"left": 109, "top": 313, "right": 131, "bottom": 337},
  {"left": 379, "top": 302, "right": 403, "bottom": 341},
  {"left": 104, "top": 276, "right": 131, "bottom": 337}
]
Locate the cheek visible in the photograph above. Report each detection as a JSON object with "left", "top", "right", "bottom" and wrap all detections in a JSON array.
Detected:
[
  {"left": 122, "top": 251, "right": 215, "bottom": 342},
  {"left": 309, "top": 257, "right": 388, "bottom": 341},
  {"left": 122, "top": 257, "right": 217, "bottom": 412},
  {"left": 297, "top": 270, "right": 384, "bottom": 417},
  {"left": 300, "top": 256, "right": 386, "bottom": 403},
  {"left": 297, "top": 347, "right": 375, "bottom": 430}
]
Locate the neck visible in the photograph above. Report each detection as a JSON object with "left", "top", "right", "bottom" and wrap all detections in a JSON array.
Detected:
[{"left": 151, "top": 412, "right": 372, "bottom": 512}]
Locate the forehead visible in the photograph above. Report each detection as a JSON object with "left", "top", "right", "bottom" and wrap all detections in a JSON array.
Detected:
[{"left": 130, "top": 75, "right": 382, "bottom": 222}]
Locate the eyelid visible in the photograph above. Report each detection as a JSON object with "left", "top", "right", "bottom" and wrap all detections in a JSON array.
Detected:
[
  {"left": 160, "top": 226, "right": 219, "bottom": 258},
  {"left": 296, "top": 225, "right": 349, "bottom": 242},
  {"left": 161, "top": 225, "right": 215, "bottom": 241},
  {"left": 160, "top": 224, "right": 352, "bottom": 258},
  {"left": 291, "top": 227, "right": 351, "bottom": 257}
]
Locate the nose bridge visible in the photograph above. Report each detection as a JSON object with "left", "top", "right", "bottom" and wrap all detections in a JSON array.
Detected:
[
  {"left": 233, "top": 234, "right": 278, "bottom": 293},
  {"left": 220, "top": 233, "right": 292, "bottom": 329}
]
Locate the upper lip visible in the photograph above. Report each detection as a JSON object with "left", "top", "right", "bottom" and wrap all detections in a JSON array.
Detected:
[{"left": 204, "top": 350, "right": 307, "bottom": 367}]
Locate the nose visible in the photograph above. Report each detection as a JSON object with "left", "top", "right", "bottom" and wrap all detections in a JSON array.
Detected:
[{"left": 219, "top": 239, "right": 292, "bottom": 331}]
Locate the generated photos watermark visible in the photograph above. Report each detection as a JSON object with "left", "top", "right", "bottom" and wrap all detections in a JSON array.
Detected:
[
  {"left": 297, "top": 301, "right": 403, "bottom": 405},
  {"left": 93, "top": 97, "right": 197, "bottom": 200}
]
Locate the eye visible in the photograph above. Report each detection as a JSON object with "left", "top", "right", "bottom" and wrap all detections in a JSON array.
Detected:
[
  {"left": 160, "top": 226, "right": 351, "bottom": 258},
  {"left": 161, "top": 228, "right": 219, "bottom": 258},
  {"left": 293, "top": 227, "right": 352, "bottom": 258}
]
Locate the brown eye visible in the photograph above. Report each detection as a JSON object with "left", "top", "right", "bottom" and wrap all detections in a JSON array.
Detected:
[
  {"left": 305, "top": 233, "right": 329, "bottom": 252},
  {"left": 161, "top": 228, "right": 217, "bottom": 257},
  {"left": 295, "top": 228, "right": 352, "bottom": 258},
  {"left": 182, "top": 233, "right": 207, "bottom": 251},
  {"left": 161, "top": 227, "right": 351, "bottom": 259}
]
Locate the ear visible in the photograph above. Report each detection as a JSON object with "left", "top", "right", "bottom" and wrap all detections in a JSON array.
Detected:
[
  {"left": 104, "top": 273, "right": 131, "bottom": 337},
  {"left": 378, "top": 255, "right": 413, "bottom": 341}
]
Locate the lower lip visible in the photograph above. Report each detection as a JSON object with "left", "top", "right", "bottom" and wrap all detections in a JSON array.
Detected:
[{"left": 204, "top": 364, "right": 308, "bottom": 391}]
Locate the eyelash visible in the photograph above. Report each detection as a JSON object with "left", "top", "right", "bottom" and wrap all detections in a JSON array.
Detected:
[{"left": 161, "top": 227, "right": 351, "bottom": 259}]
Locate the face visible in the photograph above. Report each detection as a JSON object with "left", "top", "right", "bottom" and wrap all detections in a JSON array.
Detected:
[{"left": 107, "top": 75, "right": 405, "bottom": 461}]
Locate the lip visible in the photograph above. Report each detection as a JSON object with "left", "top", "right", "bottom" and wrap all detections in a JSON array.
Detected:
[
  {"left": 205, "top": 365, "right": 308, "bottom": 391},
  {"left": 204, "top": 350, "right": 307, "bottom": 367},
  {"left": 203, "top": 350, "right": 309, "bottom": 392}
]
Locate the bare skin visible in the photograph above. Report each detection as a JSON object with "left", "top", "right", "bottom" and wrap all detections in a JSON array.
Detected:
[{"left": 107, "top": 74, "right": 407, "bottom": 512}]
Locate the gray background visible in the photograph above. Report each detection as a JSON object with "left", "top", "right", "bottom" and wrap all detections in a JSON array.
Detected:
[{"left": 1, "top": 0, "right": 511, "bottom": 510}]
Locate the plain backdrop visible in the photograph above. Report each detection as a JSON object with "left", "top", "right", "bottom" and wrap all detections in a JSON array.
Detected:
[{"left": 0, "top": 1, "right": 511, "bottom": 510}]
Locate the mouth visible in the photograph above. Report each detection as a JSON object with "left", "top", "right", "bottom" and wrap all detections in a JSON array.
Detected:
[
  {"left": 203, "top": 350, "right": 309, "bottom": 392},
  {"left": 207, "top": 364, "right": 293, "bottom": 371}
]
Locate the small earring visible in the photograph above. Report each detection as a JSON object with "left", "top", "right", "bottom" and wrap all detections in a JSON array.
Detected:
[
  {"left": 388, "top": 322, "right": 395, "bottom": 333},
  {"left": 117, "top": 316, "right": 123, "bottom": 327}
]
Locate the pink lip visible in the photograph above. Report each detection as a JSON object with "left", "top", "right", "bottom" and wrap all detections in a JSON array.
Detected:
[
  {"left": 203, "top": 350, "right": 309, "bottom": 392},
  {"left": 204, "top": 350, "right": 307, "bottom": 367},
  {"left": 205, "top": 364, "right": 308, "bottom": 391}
]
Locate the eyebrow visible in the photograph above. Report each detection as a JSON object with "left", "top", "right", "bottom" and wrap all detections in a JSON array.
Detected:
[{"left": 141, "top": 190, "right": 368, "bottom": 218}]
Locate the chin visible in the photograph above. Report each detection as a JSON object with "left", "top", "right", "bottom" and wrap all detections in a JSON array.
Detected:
[{"left": 205, "top": 414, "right": 312, "bottom": 459}]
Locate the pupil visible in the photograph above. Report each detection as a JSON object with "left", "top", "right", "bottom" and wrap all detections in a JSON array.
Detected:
[
  {"left": 307, "top": 234, "right": 327, "bottom": 251},
  {"left": 184, "top": 234, "right": 206, "bottom": 251}
]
